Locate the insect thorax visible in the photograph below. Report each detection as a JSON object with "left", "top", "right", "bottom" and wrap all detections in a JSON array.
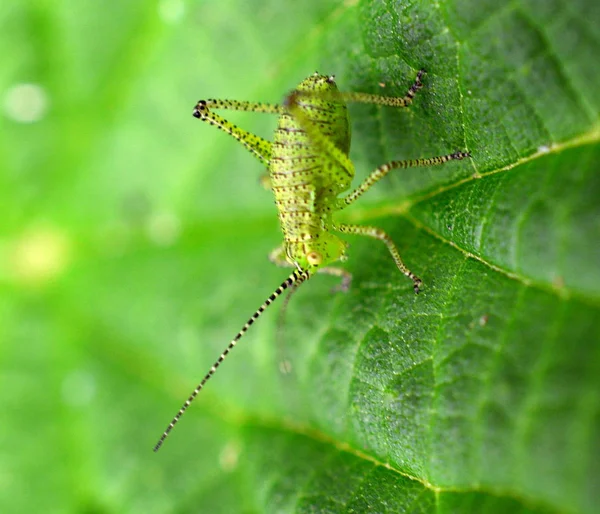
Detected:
[{"left": 270, "top": 74, "right": 353, "bottom": 272}]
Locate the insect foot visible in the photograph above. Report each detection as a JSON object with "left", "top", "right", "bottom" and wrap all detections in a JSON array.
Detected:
[
  {"left": 192, "top": 100, "right": 208, "bottom": 119},
  {"left": 451, "top": 150, "right": 471, "bottom": 160},
  {"left": 413, "top": 277, "right": 423, "bottom": 294}
]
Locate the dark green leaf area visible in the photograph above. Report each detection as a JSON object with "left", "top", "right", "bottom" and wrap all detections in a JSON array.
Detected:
[
  {"left": 409, "top": 143, "right": 600, "bottom": 300},
  {"left": 288, "top": 217, "right": 599, "bottom": 514},
  {"left": 348, "top": 0, "right": 599, "bottom": 193},
  {"left": 242, "top": 427, "right": 558, "bottom": 513}
]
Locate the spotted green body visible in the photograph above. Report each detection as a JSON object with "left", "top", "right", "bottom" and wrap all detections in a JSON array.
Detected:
[
  {"left": 271, "top": 75, "right": 351, "bottom": 273},
  {"left": 154, "top": 70, "right": 470, "bottom": 452}
]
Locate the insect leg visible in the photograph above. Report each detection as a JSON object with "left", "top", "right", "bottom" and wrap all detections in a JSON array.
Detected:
[
  {"left": 336, "top": 223, "right": 422, "bottom": 294},
  {"left": 341, "top": 151, "right": 470, "bottom": 208},
  {"left": 202, "top": 99, "right": 285, "bottom": 115},
  {"left": 153, "top": 268, "right": 310, "bottom": 452},
  {"left": 340, "top": 69, "right": 426, "bottom": 108},
  {"left": 193, "top": 100, "right": 283, "bottom": 164},
  {"left": 284, "top": 92, "right": 356, "bottom": 178},
  {"left": 269, "top": 246, "right": 351, "bottom": 291}
]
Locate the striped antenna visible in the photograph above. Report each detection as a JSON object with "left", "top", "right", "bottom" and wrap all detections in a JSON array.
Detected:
[{"left": 153, "top": 268, "right": 310, "bottom": 452}]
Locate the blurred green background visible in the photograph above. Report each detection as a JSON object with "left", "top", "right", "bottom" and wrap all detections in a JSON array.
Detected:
[{"left": 2, "top": 0, "right": 599, "bottom": 513}]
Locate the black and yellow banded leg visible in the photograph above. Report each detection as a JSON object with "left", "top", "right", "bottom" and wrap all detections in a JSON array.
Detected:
[
  {"left": 336, "top": 223, "right": 422, "bottom": 294},
  {"left": 193, "top": 99, "right": 283, "bottom": 165},
  {"left": 342, "top": 151, "right": 470, "bottom": 208},
  {"left": 340, "top": 69, "right": 425, "bottom": 107}
]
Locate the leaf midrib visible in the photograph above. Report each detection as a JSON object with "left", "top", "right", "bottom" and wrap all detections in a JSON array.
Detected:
[
  {"left": 184, "top": 394, "right": 564, "bottom": 514},
  {"left": 343, "top": 125, "right": 600, "bottom": 307}
]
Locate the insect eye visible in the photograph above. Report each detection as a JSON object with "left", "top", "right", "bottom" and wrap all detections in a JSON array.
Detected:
[{"left": 306, "top": 251, "right": 322, "bottom": 265}]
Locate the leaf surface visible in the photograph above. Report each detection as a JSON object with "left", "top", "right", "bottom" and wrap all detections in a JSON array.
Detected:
[{"left": 1, "top": 0, "right": 598, "bottom": 513}]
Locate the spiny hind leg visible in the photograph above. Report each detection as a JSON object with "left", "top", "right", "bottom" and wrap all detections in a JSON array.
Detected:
[
  {"left": 336, "top": 223, "right": 422, "bottom": 294},
  {"left": 284, "top": 93, "right": 356, "bottom": 178},
  {"left": 342, "top": 151, "right": 470, "bottom": 208},
  {"left": 193, "top": 99, "right": 283, "bottom": 165}
]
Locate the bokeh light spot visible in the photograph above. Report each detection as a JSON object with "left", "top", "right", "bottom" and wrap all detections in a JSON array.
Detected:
[{"left": 3, "top": 83, "right": 49, "bottom": 123}]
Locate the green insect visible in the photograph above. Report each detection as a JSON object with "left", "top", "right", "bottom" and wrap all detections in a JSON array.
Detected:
[{"left": 153, "top": 70, "right": 470, "bottom": 451}]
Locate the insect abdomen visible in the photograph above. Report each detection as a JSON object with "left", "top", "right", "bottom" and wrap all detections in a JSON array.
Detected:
[{"left": 269, "top": 75, "right": 353, "bottom": 247}]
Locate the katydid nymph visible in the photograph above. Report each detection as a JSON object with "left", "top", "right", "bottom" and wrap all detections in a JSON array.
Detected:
[{"left": 153, "top": 70, "right": 470, "bottom": 451}]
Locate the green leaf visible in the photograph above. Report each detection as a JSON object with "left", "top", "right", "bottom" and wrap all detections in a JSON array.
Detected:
[{"left": 1, "top": 0, "right": 598, "bottom": 513}]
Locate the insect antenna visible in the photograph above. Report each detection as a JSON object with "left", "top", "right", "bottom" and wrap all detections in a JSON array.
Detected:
[{"left": 153, "top": 268, "right": 310, "bottom": 452}]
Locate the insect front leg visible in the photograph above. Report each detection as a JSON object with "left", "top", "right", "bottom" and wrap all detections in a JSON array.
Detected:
[
  {"left": 341, "top": 151, "right": 470, "bottom": 208},
  {"left": 193, "top": 99, "right": 283, "bottom": 165},
  {"left": 336, "top": 223, "right": 422, "bottom": 294}
]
